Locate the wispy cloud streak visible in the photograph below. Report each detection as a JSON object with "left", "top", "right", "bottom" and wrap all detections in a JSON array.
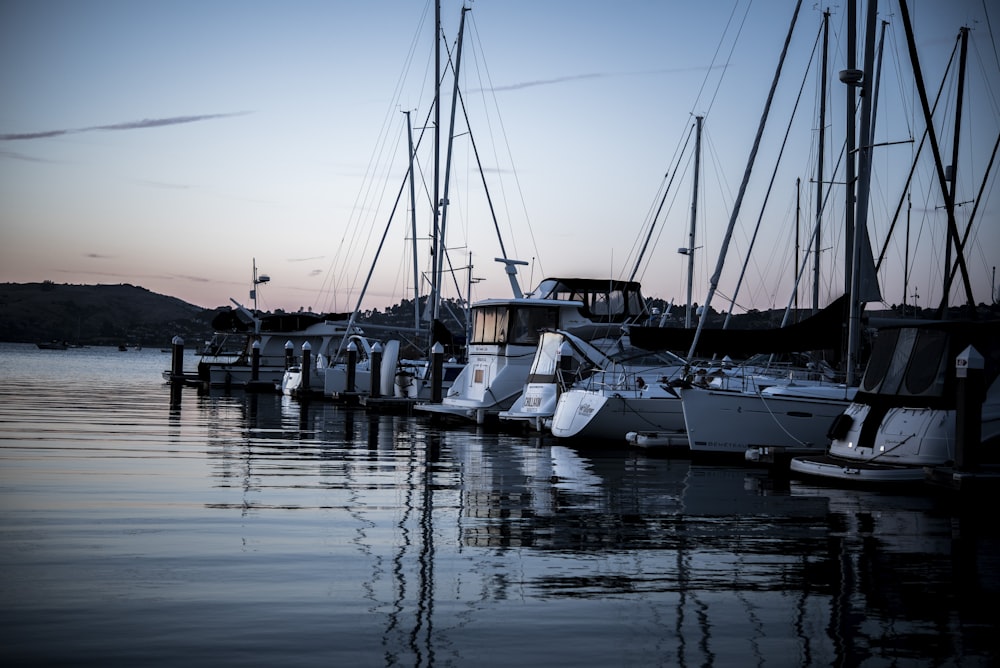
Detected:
[
  {"left": 0, "top": 111, "right": 252, "bottom": 141},
  {"left": 489, "top": 66, "right": 722, "bottom": 92}
]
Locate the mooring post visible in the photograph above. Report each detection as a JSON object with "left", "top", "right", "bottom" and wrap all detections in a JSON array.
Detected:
[
  {"left": 251, "top": 340, "right": 261, "bottom": 381},
  {"left": 171, "top": 335, "right": 185, "bottom": 380},
  {"left": 431, "top": 342, "right": 444, "bottom": 404},
  {"left": 301, "top": 341, "right": 311, "bottom": 392},
  {"left": 954, "top": 345, "right": 984, "bottom": 472},
  {"left": 346, "top": 340, "right": 357, "bottom": 393},
  {"left": 284, "top": 340, "right": 294, "bottom": 369},
  {"left": 370, "top": 342, "right": 383, "bottom": 399}
]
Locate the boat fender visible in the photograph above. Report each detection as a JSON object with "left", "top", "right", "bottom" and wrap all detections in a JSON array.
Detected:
[{"left": 827, "top": 413, "right": 853, "bottom": 441}]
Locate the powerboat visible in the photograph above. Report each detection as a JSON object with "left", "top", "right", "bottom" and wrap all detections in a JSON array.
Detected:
[
  {"left": 789, "top": 320, "right": 1000, "bottom": 484},
  {"left": 415, "top": 277, "right": 650, "bottom": 425}
]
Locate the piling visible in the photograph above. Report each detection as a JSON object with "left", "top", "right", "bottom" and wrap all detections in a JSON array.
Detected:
[
  {"left": 346, "top": 340, "right": 358, "bottom": 393},
  {"left": 251, "top": 341, "right": 261, "bottom": 381},
  {"left": 171, "top": 335, "right": 185, "bottom": 380},
  {"left": 301, "top": 341, "right": 311, "bottom": 392},
  {"left": 370, "top": 342, "right": 383, "bottom": 399},
  {"left": 284, "top": 340, "right": 294, "bottom": 369},
  {"left": 954, "top": 345, "right": 984, "bottom": 472},
  {"left": 431, "top": 342, "right": 444, "bottom": 404}
]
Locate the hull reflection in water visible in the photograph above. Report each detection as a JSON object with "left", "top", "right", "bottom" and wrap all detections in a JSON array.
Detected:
[{"left": 0, "top": 343, "right": 997, "bottom": 667}]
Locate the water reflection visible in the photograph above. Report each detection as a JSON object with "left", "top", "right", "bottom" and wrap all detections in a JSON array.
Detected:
[
  {"left": 179, "top": 390, "right": 999, "bottom": 666},
  {"left": 2, "top": 345, "right": 994, "bottom": 668}
]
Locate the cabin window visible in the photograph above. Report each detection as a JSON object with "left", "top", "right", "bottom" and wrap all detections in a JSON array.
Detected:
[
  {"left": 871, "top": 328, "right": 917, "bottom": 395},
  {"left": 903, "top": 328, "right": 948, "bottom": 397},
  {"left": 471, "top": 306, "right": 509, "bottom": 344},
  {"left": 861, "top": 328, "right": 899, "bottom": 393},
  {"left": 509, "top": 307, "right": 559, "bottom": 345}
]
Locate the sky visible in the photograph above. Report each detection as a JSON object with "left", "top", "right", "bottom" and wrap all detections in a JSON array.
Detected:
[{"left": 2, "top": 0, "right": 998, "bottom": 317}]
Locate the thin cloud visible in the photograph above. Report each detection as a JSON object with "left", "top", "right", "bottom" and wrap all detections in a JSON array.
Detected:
[
  {"left": 85, "top": 253, "right": 114, "bottom": 259},
  {"left": 489, "top": 66, "right": 722, "bottom": 92},
  {"left": 172, "top": 274, "right": 213, "bottom": 283},
  {"left": 288, "top": 256, "right": 325, "bottom": 263},
  {"left": 0, "top": 111, "right": 252, "bottom": 142}
]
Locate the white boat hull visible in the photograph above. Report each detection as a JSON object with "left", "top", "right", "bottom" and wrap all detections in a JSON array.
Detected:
[
  {"left": 681, "top": 384, "right": 853, "bottom": 458},
  {"left": 550, "top": 387, "right": 685, "bottom": 441},
  {"left": 790, "top": 403, "right": 959, "bottom": 484}
]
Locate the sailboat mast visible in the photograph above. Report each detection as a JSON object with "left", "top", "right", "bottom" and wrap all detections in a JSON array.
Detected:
[
  {"left": 942, "top": 26, "right": 969, "bottom": 311},
  {"left": 405, "top": 110, "right": 421, "bottom": 333},
  {"left": 846, "top": 0, "right": 877, "bottom": 387},
  {"left": 685, "top": 0, "right": 802, "bottom": 365},
  {"left": 897, "top": 0, "right": 976, "bottom": 312},
  {"left": 795, "top": 177, "right": 800, "bottom": 314},
  {"left": 685, "top": 115, "right": 702, "bottom": 329},
  {"left": 844, "top": 1, "right": 861, "bottom": 304},
  {"left": 428, "top": 0, "right": 442, "bottom": 342},
  {"left": 813, "top": 9, "right": 829, "bottom": 313},
  {"left": 433, "top": 6, "right": 469, "bottom": 324}
]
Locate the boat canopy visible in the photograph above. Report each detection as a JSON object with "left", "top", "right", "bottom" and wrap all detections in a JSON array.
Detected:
[
  {"left": 211, "top": 309, "right": 352, "bottom": 333},
  {"left": 627, "top": 294, "right": 849, "bottom": 357},
  {"left": 524, "top": 278, "right": 647, "bottom": 323},
  {"left": 856, "top": 319, "right": 1000, "bottom": 410}
]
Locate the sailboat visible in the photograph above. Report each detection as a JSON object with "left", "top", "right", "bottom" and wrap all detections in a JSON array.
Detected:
[
  {"left": 547, "top": 3, "right": 835, "bottom": 449},
  {"left": 789, "top": 0, "right": 1000, "bottom": 483},
  {"left": 291, "top": 3, "right": 528, "bottom": 404},
  {"left": 677, "top": 6, "right": 863, "bottom": 464}
]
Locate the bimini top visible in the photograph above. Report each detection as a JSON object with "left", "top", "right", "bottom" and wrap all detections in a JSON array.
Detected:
[
  {"left": 518, "top": 277, "right": 648, "bottom": 324},
  {"left": 211, "top": 309, "right": 353, "bottom": 333},
  {"left": 855, "top": 319, "right": 1000, "bottom": 411}
]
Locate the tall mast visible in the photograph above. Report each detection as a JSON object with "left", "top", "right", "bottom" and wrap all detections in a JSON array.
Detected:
[
  {"left": 846, "top": 0, "right": 878, "bottom": 387},
  {"left": 795, "top": 177, "right": 801, "bottom": 314},
  {"left": 813, "top": 9, "right": 829, "bottom": 313},
  {"left": 686, "top": 0, "right": 802, "bottom": 365},
  {"left": 843, "top": 0, "right": 858, "bottom": 299},
  {"left": 942, "top": 26, "right": 969, "bottom": 312},
  {"left": 405, "top": 110, "right": 421, "bottom": 333},
  {"left": 427, "top": 0, "right": 442, "bottom": 337},
  {"left": 897, "top": 1, "right": 976, "bottom": 312},
  {"left": 432, "top": 6, "right": 469, "bottom": 327},
  {"left": 684, "top": 115, "right": 702, "bottom": 329}
]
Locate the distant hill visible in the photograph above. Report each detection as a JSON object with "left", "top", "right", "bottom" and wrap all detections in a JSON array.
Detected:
[
  {"left": 0, "top": 282, "right": 218, "bottom": 347},
  {"left": 5, "top": 280, "right": 993, "bottom": 351}
]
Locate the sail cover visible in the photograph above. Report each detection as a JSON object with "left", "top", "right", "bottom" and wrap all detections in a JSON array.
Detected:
[{"left": 628, "top": 294, "right": 849, "bottom": 357}]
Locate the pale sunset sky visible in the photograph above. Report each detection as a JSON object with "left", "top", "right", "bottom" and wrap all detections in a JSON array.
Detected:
[{"left": 2, "top": 0, "right": 997, "bottom": 315}]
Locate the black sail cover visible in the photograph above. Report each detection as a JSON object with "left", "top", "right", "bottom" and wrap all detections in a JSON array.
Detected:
[{"left": 628, "top": 294, "right": 849, "bottom": 357}]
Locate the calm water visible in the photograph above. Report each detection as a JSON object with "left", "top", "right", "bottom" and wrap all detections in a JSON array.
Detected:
[{"left": 0, "top": 342, "right": 997, "bottom": 667}]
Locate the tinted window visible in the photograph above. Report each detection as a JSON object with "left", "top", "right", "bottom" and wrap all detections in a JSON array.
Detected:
[
  {"left": 861, "top": 328, "right": 899, "bottom": 393},
  {"left": 903, "top": 329, "right": 948, "bottom": 396},
  {"left": 509, "top": 307, "right": 558, "bottom": 345},
  {"left": 873, "top": 328, "right": 917, "bottom": 395}
]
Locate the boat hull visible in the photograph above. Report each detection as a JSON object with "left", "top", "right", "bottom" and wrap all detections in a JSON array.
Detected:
[
  {"left": 680, "top": 385, "right": 852, "bottom": 458},
  {"left": 550, "top": 388, "right": 685, "bottom": 442},
  {"left": 788, "top": 454, "right": 928, "bottom": 483}
]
